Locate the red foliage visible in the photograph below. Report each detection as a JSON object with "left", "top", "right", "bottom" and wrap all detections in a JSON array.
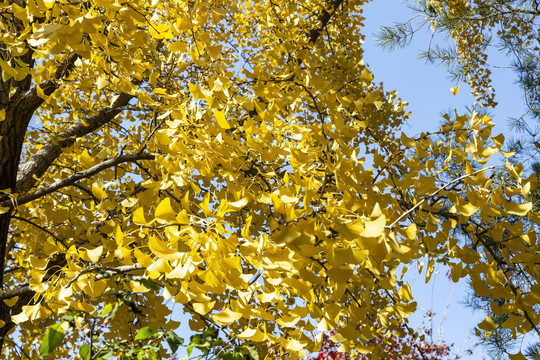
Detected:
[{"left": 312, "top": 327, "right": 457, "bottom": 360}]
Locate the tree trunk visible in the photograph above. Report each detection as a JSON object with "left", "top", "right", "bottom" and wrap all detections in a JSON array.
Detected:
[{"left": 0, "top": 88, "right": 35, "bottom": 356}]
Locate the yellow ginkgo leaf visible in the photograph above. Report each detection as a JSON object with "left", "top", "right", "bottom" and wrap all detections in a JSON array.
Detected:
[
  {"left": 79, "top": 149, "right": 95, "bottom": 168},
  {"left": 207, "top": 45, "right": 222, "bottom": 60},
  {"left": 400, "top": 132, "right": 416, "bottom": 148},
  {"left": 134, "top": 248, "right": 153, "bottom": 268},
  {"left": 147, "top": 258, "right": 173, "bottom": 273},
  {"left": 4, "top": 296, "right": 18, "bottom": 307},
  {"left": 91, "top": 181, "right": 108, "bottom": 201},
  {"left": 133, "top": 207, "right": 149, "bottom": 225},
  {"left": 509, "top": 352, "right": 529, "bottom": 360},
  {"left": 192, "top": 301, "right": 215, "bottom": 316},
  {"left": 456, "top": 202, "right": 479, "bottom": 217},
  {"left": 169, "top": 41, "right": 188, "bottom": 53},
  {"left": 404, "top": 223, "right": 417, "bottom": 240},
  {"left": 237, "top": 327, "right": 257, "bottom": 340},
  {"left": 501, "top": 314, "right": 524, "bottom": 329},
  {"left": 212, "top": 308, "right": 243, "bottom": 324},
  {"left": 285, "top": 338, "right": 305, "bottom": 352},
  {"left": 477, "top": 315, "right": 498, "bottom": 331},
  {"left": 505, "top": 201, "right": 532, "bottom": 216},
  {"left": 149, "top": 235, "right": 181, "bottom": 260},
  {"left": 334, "top": 219, "right": 364, "bottom": 240},
  {"left": 425, "top": 259, "right": 435, "bottom": 283},
  {"left": 214, "top": 109, "right": 230, "bottom": 129},
  {"left": 229, "top": 198, "right": 249, "bottom": 210},
  {"left": 359, "top": 215, "right": 386, "bottom": 238},
  {"left": 86, "top": 246, "right": 103, "bottom": 262},
  {"left": 155, "top": 197, "right": 175, "bottom": 222}
]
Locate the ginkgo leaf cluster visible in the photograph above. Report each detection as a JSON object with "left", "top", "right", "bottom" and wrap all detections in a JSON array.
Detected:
[{"left": 0, "top": 0, "right": 538, "bottom": 359}]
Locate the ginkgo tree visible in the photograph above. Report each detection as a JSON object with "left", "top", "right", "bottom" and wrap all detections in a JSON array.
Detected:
[{"left": 0, "top": 0, "right": 538, "bottom": 359}]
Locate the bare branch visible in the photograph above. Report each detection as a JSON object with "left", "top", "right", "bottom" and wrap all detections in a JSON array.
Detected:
[
  {"left": 16, "top": 92, "right": 137, "bottom": 193},
  {"left": 0, "top": 284, "right": 30, "bottom": 300},
  {"left": 6, "top": 153, "right": 155, "bottom": 208}
]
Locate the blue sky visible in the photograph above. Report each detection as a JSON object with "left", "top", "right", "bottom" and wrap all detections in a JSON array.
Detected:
[
  {"left": 362, "top": 1, "right": 524, "bottom": 137},
  {"left": 361, "top": 1, "right": 529, "bottom": 359}
]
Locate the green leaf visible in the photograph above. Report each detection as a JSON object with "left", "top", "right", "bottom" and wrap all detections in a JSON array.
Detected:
[
  {"left": 245, "top": 345, "right": 259, "bottom": 360},
  {"left": 136, "top": 277, "right": 161, "bottom": 291},
  {"left": 179, "top": 345, "right": 194, "bottom": 360},
  {"left": 79, "top": 344, "right": 90, "bottom": 360},
  {"left": 220, "top": 351, "right": 235, "bottom": 360},
  {"left": 109, "top": 302, "right": 120, "bottom": 319},
  {"left": 219, "top": 351, "right": 244, "bottom": 360},
  {"left": 95, "top": 269, "right": 111, "bottom": 278},
  {"left": 148, "top": 345, "right": 162, "bottom": 359},
  {"left": 190, "top": 334, "right": 202, "bottom": 345},
  {"left": 164, "top": 330, "right": 184, "bottom": 354},
  {"left": 96, "top": 349, "right": 113, "bottom": 360},
  {"left": 100, "top": 303, "right": 114, "bottom": 317},
  {"left": 39, "top": 323, "right": 65, "bottom": 356},
  {"left": 211, "top": 338, "right": 224, "bottom": 347},
  {"left": 135, "top": 326, "right": 154, "bottom": 340},
  {"left": 202, "top": 325, "right": 219, "bottom": 338}
]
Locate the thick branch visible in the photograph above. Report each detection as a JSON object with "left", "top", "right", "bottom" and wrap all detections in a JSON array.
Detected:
[
  {"left": 0, "top": 284, "right": 30, "bottom": 300},
  {"left": 16, "top": 92, "right": 137, "bottom": 193},
  {"left": 0, "top": 264, "right": 144, "bottom": 301},
  {"left": 308, "top": 0, "right": 345, "bottom": 43},
  {"left": 5, "top": 153, "right": 155, "bottom": 208},
  {"left": 16, "top": 52, "right": 80, "bottom": 118}
]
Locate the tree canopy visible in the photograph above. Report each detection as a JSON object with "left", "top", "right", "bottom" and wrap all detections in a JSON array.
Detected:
[{"left": 0, "top": 0, "right": 538, "bottom": 359}]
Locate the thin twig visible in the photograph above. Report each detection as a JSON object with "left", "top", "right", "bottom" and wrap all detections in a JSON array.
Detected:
[
  {"left": 386, "top": 166, "right": 496, "bottom": 229},
  {"left": 0, "top": 337, "right": 32, "bottom": 360},
  {"left": 11, "top": 215, "right": 65, "bottom": 246},
  {"left": 65, "top": 264, "right": 144, "bottom": 289}
]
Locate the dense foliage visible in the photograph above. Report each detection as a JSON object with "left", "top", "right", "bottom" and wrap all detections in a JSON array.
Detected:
[{"left": 0, "top": 0, "right": 538, "bottom": 359}]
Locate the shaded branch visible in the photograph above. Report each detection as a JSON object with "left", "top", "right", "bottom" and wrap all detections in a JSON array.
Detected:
[
  {"left": 10, "top": 215, "right": 65, "bottom": 246},
  {"left": 0, "top": 264, "right": 144, "bottom": 301},
  {"left": 5, "top": 153, "right": 155, "bottom": 208},
  {"left": 308, "top": 0, "right": 345, "bottom": 43},
  {"left": 16, "top": 52, "right": 80, "bottom": 117},
  {"left": 16, "top": 91, "right": 138, "bottom": 194},
  {"left": 0, "top": 337, "right": 32, "bottom": 360},
  {"left": 0, "top": 283, "right": 30, "bottom": 300}
]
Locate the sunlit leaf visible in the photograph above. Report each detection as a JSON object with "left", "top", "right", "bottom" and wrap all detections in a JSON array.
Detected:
[
  {"left": 39, "top": 323, "right": 64, "bottom": 356},
  {"left": 212, "top": 308, "right": 243, "bottom": 324},
  {"left": 135, "top": 326, "right": 154, "bottom": 340}
]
